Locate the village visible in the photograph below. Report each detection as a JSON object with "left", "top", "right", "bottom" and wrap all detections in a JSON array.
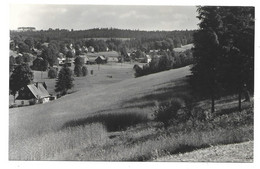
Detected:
[{"left": 9, "top": 32, "right": 193, "bottom": 108}]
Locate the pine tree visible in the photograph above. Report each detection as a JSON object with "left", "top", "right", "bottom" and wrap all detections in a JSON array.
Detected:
[
  {"left": 191, "top": 6, "right": 254, "bottom": 112},
  {"left": 219, "top": 7, "right": 254, "bottom": 111},
  {"left": 191, "top": 6, "right": 223, "bottom": 113},
  {"left": 55, "top": 65, "right": 74, "bottom": 95}
]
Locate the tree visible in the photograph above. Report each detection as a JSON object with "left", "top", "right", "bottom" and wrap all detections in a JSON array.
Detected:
[
  {"left": 18, "top": 42, "right": 30, "bottom": 53},
  {"left": 24, "top": 37, "right": 34, "bottom": 50},
  {"left": 9, "top": 56, "right": 15, "bottom": 72},
  {"left": 55, "top": 65, "right": 74, "bottom": 95},
  {"left": 40, "top": 45, "right": 58, "bottom": 67},
  {"left": 32, "top": 57, "right": 48, "bottom": 79},
  {"left": 22, "top": 53, "right": 31, "bottom": 63},
  {"left": 74, "top": 56, "right": 84, "bottom": 67},
  {"left": 66, "top": 50, "right": 74, "bottom": 59},
  {"left": 9, "top": 63, "right": 34, "bottom": 103},
  {"left": 218, "top": 7, "right": 254, "bottom": 111},
  {"left": 15, "top": 55, "right": 23, "bottom": 65},
  {"left": 74, "top": 56, "right": 85, "bottom": 77},
  {"left": 74, "top": 64, "right": 82, "bottom": 77},
  {"left": 48, "top": 67, "right": 58, "bottom": 79},
  {"left": 191, "top": 6, "right": 254, "bottom": 112},
  {"left": 158, "top": 52, "right": 173, "bottom": 71},
  {"left": 191, "top": 6, "right": 223, "bottom": 113},
  {"left": 82, "top": 66, "right": 88, "bottom": 76}
]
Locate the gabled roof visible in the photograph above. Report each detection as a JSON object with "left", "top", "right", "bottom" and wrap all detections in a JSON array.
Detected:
[
  {"left": 96, "top": 55, "right": 106, "bottom": 60},
  {"left": 27, "top": 83, "right": 50, "bottom": 99}
]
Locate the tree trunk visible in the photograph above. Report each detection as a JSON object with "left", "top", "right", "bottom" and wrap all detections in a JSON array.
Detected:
[
  {"left": 238, "top": 91, "right": 242, "bottom": 112},
  {"left": 211, "top": 95, "right": 215, "bottom": 113},
  {"left": 13, "top": 94, "right": 16, "bottom": 103}
]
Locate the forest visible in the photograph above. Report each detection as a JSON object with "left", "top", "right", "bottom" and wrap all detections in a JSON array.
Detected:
[{"left": 10, "top": 28, "right": 194, "bottom": 53}]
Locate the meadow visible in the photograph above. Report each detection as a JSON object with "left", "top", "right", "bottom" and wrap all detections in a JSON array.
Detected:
[{"left": 9, "top": 65, "right": 253, "bottom": 161}]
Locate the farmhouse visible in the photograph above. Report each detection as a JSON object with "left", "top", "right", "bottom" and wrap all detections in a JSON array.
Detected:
[
  {"left": 86, "top": 56, "right": 97, "bottom": 64},
  {"left": 95, "top": 56, "right": 107, "bottom": 64},
  {"left": 99, "top": 51, "right": 120, "bottom": 62},
  {"left": 16, "top": 82, "right": 50, "bottom": 104}
]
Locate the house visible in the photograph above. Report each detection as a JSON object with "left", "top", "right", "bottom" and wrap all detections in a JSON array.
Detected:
[
  {"left": 77, "top": 54, "right": 88, "bottom": 64},
  {"left": 146, "top": 55, "right": 152, "bottom": 63},
  {"left": 95, "top": 56, "right": 107, "bottom": 64},
  {"left": 86, "top": 56, "right": 97, "bottom": 65},
  {"left": 99, "top": 51, "right": 120, "bottom": 62},
  {"left": 16, "top": 82, "right": 50, "bottom": 104},
  {"left": 88, "top": 46, "right": 95, "bottom": 53},
  {"left": 107, "top": 57, "right": 119, "bottom": 62}
]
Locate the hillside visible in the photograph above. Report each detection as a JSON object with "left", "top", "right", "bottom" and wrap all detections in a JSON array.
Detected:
[
  {"left": 9, "top": 66, "right": 191, "bottom": 139},
  {"left": 9, "top": 65, "right": 253, "bottom": 161}
]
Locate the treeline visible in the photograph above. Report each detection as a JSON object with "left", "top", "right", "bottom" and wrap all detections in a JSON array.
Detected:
[
  {"left": 11, "top": 28, "right": 194, "bottom": 43},
  {"left": 10, "top": 28, "right": 194, "bottom": 53},
  {"left": 134, "top": 49, "right": 193, "bottom": 77},
  {"left": 191, "top": 6, "right": 254, "bottom": 112}
]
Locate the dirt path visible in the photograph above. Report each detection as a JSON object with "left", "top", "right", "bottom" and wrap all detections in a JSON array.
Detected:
[{"left": 156, "top": 141, "right": 253, "bottom": 162}]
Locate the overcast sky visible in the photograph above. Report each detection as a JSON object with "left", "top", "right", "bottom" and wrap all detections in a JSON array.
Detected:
[{"left": 9, "top": 4, "right": 199, "bottom": 31}]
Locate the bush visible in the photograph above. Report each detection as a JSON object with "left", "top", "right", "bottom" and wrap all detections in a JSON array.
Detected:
[
  {"left": 82, "top": 66, "right": 88, "bottom": 76},
  {"left": 29, "top": 99, "right": 37, "bottom": 105},
  {"left": 74, "top": 65, "right": 82, "bottom": 77},
  {"left": 48, "top": 67, "right": 58, "bottom": 79},
  {"left": 154, "top": 98, "right": 184, "bottom": 128}
]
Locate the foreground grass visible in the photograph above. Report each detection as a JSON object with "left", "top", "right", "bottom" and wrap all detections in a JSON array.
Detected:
[
  {"left": 52, "top": 106, "right": 253, "bottom": 161},
  {"left": 156, "top": 141, "right": 253, "bottom": 162},
  {"left": 9, "top": 95, "right": 253, "bottom": 161},
  {"left": 9, "top": 123, "right": 107, "bottom": 160}
]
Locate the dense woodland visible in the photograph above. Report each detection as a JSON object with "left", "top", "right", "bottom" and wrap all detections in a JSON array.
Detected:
[{"left": 191, "top": 6, "right": 254, "bottom": 112}]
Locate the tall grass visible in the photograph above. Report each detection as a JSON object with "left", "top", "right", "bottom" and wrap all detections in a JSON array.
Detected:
[
  {"left": 60, "top": 124, "right": 252, "bottom": 161},
  {"left": 9, "top": 123, "right": 107, "bottom": 160}
]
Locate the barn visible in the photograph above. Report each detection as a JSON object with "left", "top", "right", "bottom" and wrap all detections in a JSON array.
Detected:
[{"left": 16, "top": 82, "right": 50, "bottom": 104}]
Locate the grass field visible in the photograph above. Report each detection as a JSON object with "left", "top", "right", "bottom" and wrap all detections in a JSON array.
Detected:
[{"left": 9, "top": 64, "right": 254, "bottom": 161}]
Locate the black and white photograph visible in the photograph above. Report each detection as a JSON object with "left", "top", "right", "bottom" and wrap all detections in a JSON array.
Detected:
[{"left": 5, "top": 0, "right": 259, "bottom": 167}]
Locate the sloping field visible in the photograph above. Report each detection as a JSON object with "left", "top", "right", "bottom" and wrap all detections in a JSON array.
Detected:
[
  {"left": 9, "top": 66, "right": 191, "bottom": 140},
  {"left": 9, "top": 65, "right": 253, "bottom": 161}
]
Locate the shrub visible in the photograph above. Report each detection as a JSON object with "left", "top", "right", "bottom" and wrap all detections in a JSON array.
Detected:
[
  {"left": 154, "top": 98, "right": 183, "bottom": 128},
  {"left": 29, "top": 99, "right": 37, "bottom": 105},
  {"left": 133, "top": 64, "right": 143, "bottom": 77},
  {"left": 74, "top": 64, "right": 82, "bottom": 77},
  {"left": 82, "top": 66, "right": 88, "bottom": 76},
  {"left": 48, "top": 67, "right": 58, "bottom": 79}
]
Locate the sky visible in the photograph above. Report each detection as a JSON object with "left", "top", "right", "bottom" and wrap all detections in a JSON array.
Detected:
[{"left": 9, "top": 4, "right": 199, "bottom": 31}]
